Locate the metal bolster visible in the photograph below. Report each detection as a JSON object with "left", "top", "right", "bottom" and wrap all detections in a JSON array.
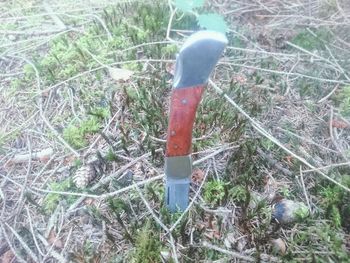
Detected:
[{"left": 165, "top": 155, "right": 192, "bottom": 179}]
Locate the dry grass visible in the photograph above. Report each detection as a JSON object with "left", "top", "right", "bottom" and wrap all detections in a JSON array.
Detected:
[{"left": 1, "top": 0, "right": 350, "bottom": 262}]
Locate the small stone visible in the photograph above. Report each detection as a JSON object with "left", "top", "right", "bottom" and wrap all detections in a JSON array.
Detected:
[
  {"left": 160, "top": 250, "right": 171, "bottom": 260},
  {"left": 224, "top": 232, "right": 247, "bottom": 252},
  {"left": 8, "top": 35, "right": 16, "bottom": 41},
  {"left": 272, "top": 199, "right": 309, "bottom": 224},
  {"left": 236, "top": 237, "right": 247, "bottom": 252},
  {"left": 224, "top": 232, "right": 236, "bottom": 248},
  {"left": 271, "top": 238, "right": 287, "bottom": 254}
]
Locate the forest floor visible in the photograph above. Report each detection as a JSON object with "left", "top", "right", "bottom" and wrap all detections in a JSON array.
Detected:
[{"left": 1, "top": 0, "right": 350, "bottom": 262}]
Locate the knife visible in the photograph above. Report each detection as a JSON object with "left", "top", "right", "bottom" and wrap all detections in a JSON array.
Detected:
[{"left": 165, "top": 31, "right": 228, "bottom": 212}]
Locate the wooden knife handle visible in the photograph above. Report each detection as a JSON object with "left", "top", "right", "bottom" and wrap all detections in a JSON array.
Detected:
[{"left": 165, "top": 85, "right": 205, "bottom": 157}]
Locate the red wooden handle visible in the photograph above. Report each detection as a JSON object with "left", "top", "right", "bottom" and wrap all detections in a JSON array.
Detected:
[{"left": 166, "top": 85, "right": 205, "bottom": 157}]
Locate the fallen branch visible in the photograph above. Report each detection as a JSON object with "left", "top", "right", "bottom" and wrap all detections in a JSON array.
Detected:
[{"left": 10, "top": 148, "right": 53, "bottom": 164}]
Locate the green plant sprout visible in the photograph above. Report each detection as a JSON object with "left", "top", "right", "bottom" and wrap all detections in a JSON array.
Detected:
[
  {"left": 130, "top": 221, "right": 162, "bottom": 263},
  {"left": 174, "top": 0, "right": 228, "bottom": 33},
  {"left": 203, "top": 180, "right": 227, "bottom": 205},
  {"left": 43, "top": 178, "right": 77, "bottom": 213},
  {"left": 337, "top": 85, "right": 350, "bottom": 117}
]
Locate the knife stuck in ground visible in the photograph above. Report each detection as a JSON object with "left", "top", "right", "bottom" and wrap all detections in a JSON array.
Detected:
[{"left": 165, "top": 31, "right": 228, "bottom": 212}]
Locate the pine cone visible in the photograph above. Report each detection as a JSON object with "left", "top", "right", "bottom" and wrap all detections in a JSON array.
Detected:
[{"left": 73, "top": 165, "right": 96, "bottom": 189}]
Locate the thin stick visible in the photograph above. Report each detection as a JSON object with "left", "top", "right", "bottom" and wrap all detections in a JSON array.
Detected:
[
  {"left": 319, "top": 83, "right": 341, "bottom": 104},
  {"left": 15, "top": 135, "right": 32, "bottom": 217},
  {"left": 43, "top": 1, "right": 66, "bottom": 30},
  {"left": 134, "top": 184, "right": 169, "bottom": 231},
  {"left": 286, "top": 41, "right": 340, "bottom": 71},
  {"left": 329, "top": 107, "right": 350, "bottom": 162},
  {"left": 202, "top": 241, "right": 254, "bottom": 262},
  {"left": 0, "top": 28, "right": 69, "bottom": 36},
  {"left": 97, "top": 150, "right": 161, "bottom": 187},
  {"left": 303, "top": 161, "right": 350, "bottom": 173},
  {"left": 31, "top": 152, "right": 58, "bottom": 186},
  {"left": 31, "top": 187, "right": 99, "bottom": 198},
  {"left": 100, "top": 174, "right": 164, "bottom": 199},
  {"left": 219, "top": 61, "right": 349, "bottom": 85},
  {"left": 192, "top": 145, "right": 237, "bottom": 165},
  {"left": 166, "top": 0, "right": 177, "bottom": 43},
  {"left": 276, "top": 127, "right": 339, "bottom": 154},
  {"left": 37, "top": 234, "right": 67, "bottom": 263},
  {"left": 168, "top": 234, "right": 179, "bottom": 263},
  {"left": 299, "top": 166, "right": 312, "bottom": 213},
  {"left": 226, "top": 46, "right": 296, "bottom": 58},
  {"left": 26, "top": 206, "right": 45, "bottom": 257}
]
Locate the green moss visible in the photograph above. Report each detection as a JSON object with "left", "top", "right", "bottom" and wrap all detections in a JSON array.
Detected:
[
  {"left": 291, "top": 28, "right": 331, "bottom": 51},
  {"left": 203, "top": 180, "right": 227, "bottom": 206},
  {"left": 228, "top": 185, "right": 249, "bottom": 204},
  {"left": 88, "top": 106, "right": 110, "bottom": 119},
  {"left": 108, "top": 197, "right": 130, "bottom": 214},
  {"left": 121, "top": 75, "right": 168, "bottom": 154},
  {"left": 63, "top": 117, "right": 101, "bottom": 149},
  {"left": 296, "top": 78, "right": 322, "bottom": 98},
  {"left": 105, "top": 148, "right": 118, "bottom": 161},
  {"left": 146, "top": 182, "right": 164, "bottom": 203},
  {"left": 43, "top": 178, "right": 77, "bottom": 213},
  {"left": 63, "top": 125, "right": 86, "bottom": 149},
  {"left": 62, "top": 105, "right": 109, "bottom": 149},
  {"left": 261, "top": 137, "right": 277, "bottom": 151},
  {"left": 337, "top": 86, "right": 350, "bottom": 117},
  {"left": 284, "top": 222, "right": 349, "bottom": 262},
  {"left": 320, "top": 176, "right": 350, "bottom": 229},
  {"left": 131, "top": 221, "right": 162, "bottom": 263},
  {"left": 161, "top": 44, "right": 179, "bottom": 56}
]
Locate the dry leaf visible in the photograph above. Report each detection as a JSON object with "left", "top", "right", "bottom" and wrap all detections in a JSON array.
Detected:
[
  {"left": 108, "top": 67, "right": 133, "bottom": 81},
  {"left": 192, "top": 168, "right": 205, "bottom": 184},
  {"left": 204, "top": 231, "right": 220, "bottom": 240},
  {"left": 84, "top": 198, "right": 96, "bottom": 206},
  {"left": 232, "top": 74, "right": 247, "bottom": 84},
  {"left": 284, "top": 155, "right": 293, "bottom": 165},
  {"left": 63, "top": 156, "right": 77, "bottom": 165},
  {"left": 203, "top": 215, "right": 221, "bottom": 240},
  {"left": 0, "top": 250, "right": 15, "bottom": 263},
  {"left": 166, "top": 62, "right": 175, "bottom": 75},
  {"left": 47, "top": 229, "right": 64, "bottom": 249},
  {"left": 331, "top": 119, "right": 349, "bottom": 129}
]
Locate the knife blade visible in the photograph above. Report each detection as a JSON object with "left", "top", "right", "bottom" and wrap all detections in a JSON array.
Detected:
[{"left": 165, "top": 31, "right": 228, "bottom": 212}]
